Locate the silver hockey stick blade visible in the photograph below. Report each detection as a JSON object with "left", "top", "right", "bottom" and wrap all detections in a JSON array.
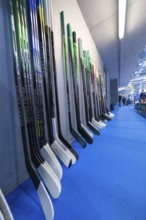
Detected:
[
  {"left": 37, "top": 163, "right": 61, "bottom": 199},
  {"left": 92, "top": 118, "right": 104, "bottom": 129},
  {"left": 52, "top": 118, "right": 76, "bottom": 164},
  {"left": 54, "top": 139, "right": 76, "bottom": 164},
  {"left": 0, "top": 210, "right": 4, "bottom": 220},
  {"left": 81, "top": 123, "right": 94, "bottom": 138},
  {"left": 37, "top": 182, "right": 54, "bottom": 220},
  {"left": 0, "top": 189, "right": 14, "bottom": 220},
  {"left": 97, "top": 120, "right": 106, "bottom": 127},
  {"left": 51, "top": 140, "right": 72, "bottom": 167},
  {"left": 107, "top": 112, "right": 115, "bottom": 118},
  {"left": 41, "top": 144, "right": 63, "bottom": 180}
]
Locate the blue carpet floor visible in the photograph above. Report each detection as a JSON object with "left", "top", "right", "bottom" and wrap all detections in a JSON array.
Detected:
[{"left": 6, "top": 106, "right": 146, "bottom": 220}]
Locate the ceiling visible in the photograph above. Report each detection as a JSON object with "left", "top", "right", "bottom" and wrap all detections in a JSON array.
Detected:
[{"left": 77, "top": 0, "right": 146, "bottom": 88}]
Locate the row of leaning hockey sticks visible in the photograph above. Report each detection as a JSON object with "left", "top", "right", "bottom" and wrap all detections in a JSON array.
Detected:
[
  {"left": 9, "top": 0, "right": 114, "bottom": 218},
  {"left": 60, "top": 11, "right": 114, "bottom": 137}
]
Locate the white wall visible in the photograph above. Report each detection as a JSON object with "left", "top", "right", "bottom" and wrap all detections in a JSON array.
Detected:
[{"left": 52, "top": 0, "right": 105, "bottom": 141}]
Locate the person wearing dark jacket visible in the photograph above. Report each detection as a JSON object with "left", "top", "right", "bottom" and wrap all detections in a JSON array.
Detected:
[
  {"left": 140, "top": 90, "right": 146, "bottom": 102},
  {"left": 119, "top": 94, "right": 122, "bottom": 106},
  {"left": 122, "top": 96, "right": 126, "bottom": 105}
]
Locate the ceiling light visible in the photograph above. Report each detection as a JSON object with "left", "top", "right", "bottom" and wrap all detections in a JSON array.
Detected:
[{"left": 119, "top": 0, "right": 127, "bottom": 39}]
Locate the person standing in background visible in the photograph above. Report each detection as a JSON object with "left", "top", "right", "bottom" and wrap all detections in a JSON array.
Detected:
[
  {"left": 122, "top": 96, "right": 126, "bottom": 105},
  {"left": 119, "top": 94, "right": 122, "bottom": 107},
  {"left": 139, "top": 90, "right": 146, "bottom": 102}
]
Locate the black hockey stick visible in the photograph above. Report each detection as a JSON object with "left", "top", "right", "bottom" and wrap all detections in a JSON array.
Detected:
[
  {"left": 91, "top": 65, "right": 103, "bottom": 122},
  {"left": 90, "top": 64, "right": 106, "bottom": 127},
  {"left": 36, "top": 0, "right": 75, "bottom": 166},
  {"left": 78, "top": 38, "right": 100, "bottom": 134},
  {"left": 98, "top": 71, "right": 111, "bottom": 121},
  {"left": 60, "top": 12, "right": 86, "bottom": 147},
  {"left": 101, "top": 69, "right": 115, "bottom": 118},
  {"left": 68, "top": 29, "right": 93, "bottom": 144},
  {"left": 42, "top": 0, "right": 79, "bottom": 161},
  {"left": 94, "top": 70, "right": 106, "bottom": 121}
]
